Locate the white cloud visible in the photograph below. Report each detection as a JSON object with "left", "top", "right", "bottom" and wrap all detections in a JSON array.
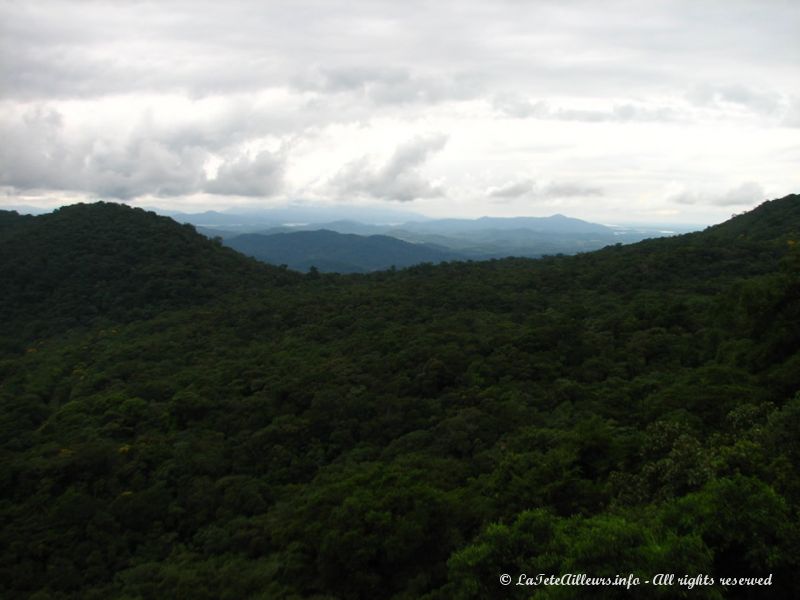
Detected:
[
  {"left": 782, "top": 97, "right": 800, "bottom": 128},
  {"left": 0, "top": 1, "right": 798, "bottom": 222},
  {"left": 670, "top": 182, "right": 766, "bottom": 207},
  {"left": 205, "top": 150, "right": 285, "bottom": 197},
  {"left": 334, "top": 134, "right": 448, "bottom": 202},
  {"left": 492, "top": 96, "right": 679, "bottom": 123},
  {"left": 686, "top": 84, "right": 782, "bottom": 115},
  {"left": 488, "top": 179, "right": 536, "bottom": 198},
  {"left": 488, "top": 179, "right": 602, "bottom": 200},
  {"left": 0, "top": 100, "right": 289, "bottom": 200}
]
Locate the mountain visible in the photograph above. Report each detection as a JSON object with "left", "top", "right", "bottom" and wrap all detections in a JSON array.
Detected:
[
  {"left": 1, "top": 195, "right": 799, "bottom": 598},
  {"left": 162, "top": 206, "right": 710, "bottom": 270},
  {"left": 225, "top": 229, "right": 463, "bottom": 272},
  {"left": 206, "top": 213, "right": 685, "bottom": 269},
  {"left": 161, "top": 204, "right": 428, "bottom": 233},
  {"left": 384, "top": 215, "right": 689, "bottom": 258},
  {"left": 386, "top": 226, "right": 621, "bottom": 257},
  {"left": 398, "top": 213, "right": 615, "bottom": 234},
  {"left": 703, "top": 192, "right": 800, "bottom": 241},
  {"left": 0, "top": 202, "right": 299, "bottom": 349},
  {"left": 0, "top": 204, "right": 52, "bottom": 216},
  {"left": 0, "top": 209, "right": 35, "bottom": 237}
]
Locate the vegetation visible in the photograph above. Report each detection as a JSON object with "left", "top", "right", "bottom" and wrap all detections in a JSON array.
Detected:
[
  {"left": 226, "top": 229, "right": 460, "bottom": 273},
  {"left": 1, "top": 196, "right": 798, "bottom": 598}
]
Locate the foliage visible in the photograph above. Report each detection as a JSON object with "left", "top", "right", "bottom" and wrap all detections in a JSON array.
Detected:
[{"left": 1, "top": 197, "right": 799, "bottom": 598}]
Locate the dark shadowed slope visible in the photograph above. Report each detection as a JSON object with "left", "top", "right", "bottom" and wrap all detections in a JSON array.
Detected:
[
  {"left": 0, "top": 202, "right": 300, "bottom": 348},
  {"left": 226, "top": 229, "right": 463, "bottom": 272}
]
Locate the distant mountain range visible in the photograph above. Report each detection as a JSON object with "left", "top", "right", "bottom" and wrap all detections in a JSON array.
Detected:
[
  {"left": 203, "top": 213, "right": 699, "bottom": 272},
  {"left": 1, "top": 203, "right": 702, "bottom": 273},
  {"left": 155, "top": 204, "right": 428, "bottom": 231},
  {"left": 226, "top": 230, "right": 461, "bottom": 273}
]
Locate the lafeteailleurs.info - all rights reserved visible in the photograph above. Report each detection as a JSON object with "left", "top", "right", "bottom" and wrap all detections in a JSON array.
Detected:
[{"left": 499, "top": 573, "right": 774, "bottom": 590}]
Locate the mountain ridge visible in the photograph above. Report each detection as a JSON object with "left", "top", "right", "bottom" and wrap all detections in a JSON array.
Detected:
[
  {"left": 0, "top": 202, "right": 300, "bottom": 348},
  {"left": 226, "top": 229, "right": 463, "bottom": 273}
]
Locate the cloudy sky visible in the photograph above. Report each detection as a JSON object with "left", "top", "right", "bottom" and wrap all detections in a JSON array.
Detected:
[{"left": 1, "top": 0, "right": 798, "bottom": 224}]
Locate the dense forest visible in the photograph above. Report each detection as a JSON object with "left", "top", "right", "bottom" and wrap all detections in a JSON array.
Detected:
[
  {"left": 1, "top": 197, "right": 799, "bottom": 599},
  {"left": 225, "top": 229, "right": 461, "bottom": 273}
]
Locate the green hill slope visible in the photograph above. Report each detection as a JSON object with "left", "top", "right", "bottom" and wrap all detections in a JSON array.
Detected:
[
  {"left": 704, "top": 193, "right": 800, "bottom": 241},
  {"left": 0, "top": 195, "right": 798, "bottom": 599},
  {"left": 226, "top": 229, "right": 462, "bottom": 272},
  {"left": 0, "top": 202, "right": 300, "bottom": 350}
]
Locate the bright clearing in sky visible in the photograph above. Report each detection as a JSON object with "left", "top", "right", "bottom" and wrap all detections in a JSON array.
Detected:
[{"left": 0, "top": 0, "right": 798, "bottom": 224}]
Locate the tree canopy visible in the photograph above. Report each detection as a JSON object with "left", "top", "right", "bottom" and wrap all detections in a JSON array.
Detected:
[{"left": 1, "top": 196, "right": 798, "bottom": 598}]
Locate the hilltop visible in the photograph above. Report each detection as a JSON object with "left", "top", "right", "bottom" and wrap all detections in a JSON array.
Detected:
[{"left": 0, "top": 202, "right": 300, "bottom": 349}]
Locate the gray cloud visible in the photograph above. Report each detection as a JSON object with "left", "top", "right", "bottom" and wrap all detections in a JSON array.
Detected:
[
  {"left": 492, "top": 95, "right": 678, "bottom": 123},
  {"left": 334, "top": 134, "right": 447, "bottom": 202},
  {"left": 488, "top": 179, "right": 536, "bottom": 198},
  {"left": 543, "top": 182, "right": 604, "bottom": 197},
  {"left": 88, "top": 140, "right": 208, "bottom": 199},
  {"left": 205, "top": 150, "right": 284, "bottom": 197},
  {"left": 491, "top": 96, "right": 549, "bottom": 120},
  {"left": 0, "top": 1, "right": 797, "bottom": 217},
  {"left": 0, "top": 106, "right": 73, "bottom": 190},
  {"left": 782, "top": 97, "right": 800, "bottom": 127},
  {"left": 686, "top": 84, "right": 783, "bottom": 115},
  {"left": 3, "top": 1, "right": 798, "bottom": 102},
  {"left": 292, "top": 66, "right": 479, "bottom": 106},
  {"left": 488, "top": 178, "right": 602, "bottom": 200},
  {"left": 0, "top": 104, "right": 286, "bottom": 199},
  {"left": 670, "top": 182, "right": 765, "bottom": 207}
]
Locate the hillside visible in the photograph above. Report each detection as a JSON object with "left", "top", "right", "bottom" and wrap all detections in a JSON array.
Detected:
[
  {"left": 0, "top": 203, "right": 300, "bottom": 351},
  {"left": 226, "top": 229, "right": 462, "bottom": 272},
  {"left": 0, "top": 209, "right": 35, "bottom": 237},
  {"left": 0, "top": 196, "right": 799, "bottom": 599},
  {"left": 703, "top": 193, "right": 800, "bottom": 241}
]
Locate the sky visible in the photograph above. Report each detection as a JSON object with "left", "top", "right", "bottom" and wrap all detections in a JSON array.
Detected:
[{"left": 0, "top": 0, "right": 798, "bottom": 224}]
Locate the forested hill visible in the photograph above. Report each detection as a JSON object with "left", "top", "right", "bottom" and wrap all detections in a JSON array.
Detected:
[
  {"left": 1, "top": 195, "right": 799, "bottom": 599},
  {"left": 704, "top": 193, "right": 800, "bottom": 241},
  {"left": 226, "top": 229, "right": 462, "bottom": 273},
  {"left": 0, "top": 208, "right": 35, "bottom": 235},
  {"left": 549, "top": 193, "right": 800, "bottom": 294},
  {"left": 0, "top": 202, "right": 300, "bottom": 351}
]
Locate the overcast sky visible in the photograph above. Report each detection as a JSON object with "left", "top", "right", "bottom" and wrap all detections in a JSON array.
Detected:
[{"left": 1, "top": 0, "right": 798, "bottom": 223}]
